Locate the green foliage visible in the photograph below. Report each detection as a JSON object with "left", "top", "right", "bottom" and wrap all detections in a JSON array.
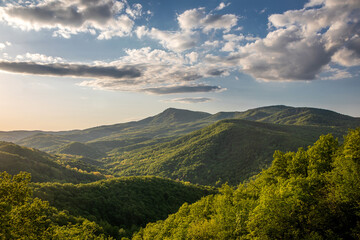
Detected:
[
  {"left": 0, "top": 171, "right": 109, "bottom": 239},
  {"left": 133, "top": 129, "right": 360, "bottom": 239},
  {"left": 107, "top": 119, "right": 345, "bottom": 186},
  {"left": 56, "top": 142, "right": 106, "bottom": 159},
  {"left": 33, "top": 176, "right": 215, "bottom": 238},
  {"left": 0, "top": 141, "right": 104, "bottom": 183}
]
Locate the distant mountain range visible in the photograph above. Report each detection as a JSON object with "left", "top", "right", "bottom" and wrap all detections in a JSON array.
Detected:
[
  {"left": 1, "top": 105, "right": 359, "bottom": 155},
  {"left": 0, "top": 105, "right": 359, "bottom": 185}
]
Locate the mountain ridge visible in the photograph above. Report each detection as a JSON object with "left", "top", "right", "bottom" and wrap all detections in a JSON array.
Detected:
[{"left": 1, "top": 105, "right": 359, "bottom": 155}]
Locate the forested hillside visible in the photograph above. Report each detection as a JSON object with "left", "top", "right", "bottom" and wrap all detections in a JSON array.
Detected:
[
  {"left": 0, "top": 172, "right": 108, "bottom": 239},
  {"left": 33, "top": 176, "right": 215, "bottom": 238},
  {"left": 0, "top": 141, "right": 105, "bottom": 183},
  {"left": 107, "top": 119, "right": 346, "bottom": 186},
  {"left": 133, "top": 128, "right": 360, "bottom": 239}
]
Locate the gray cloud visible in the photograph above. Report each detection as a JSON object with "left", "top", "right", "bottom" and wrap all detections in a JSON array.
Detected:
[
  {"left": 168, "top": 97, "right": 213, "bottom": 103},
  {"left": 0, "top": 0, "right": 138, "bottom": 39},
  {"left": 0, "top": 61, "right": 141, "bottom": 79},
  {"left": 143, "top": 85, "right": 223, "bottom": 94}
]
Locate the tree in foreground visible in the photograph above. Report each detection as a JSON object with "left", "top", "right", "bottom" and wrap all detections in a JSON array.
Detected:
[{"left": 0, "top": 171, "right": 109, "bottom": 240}]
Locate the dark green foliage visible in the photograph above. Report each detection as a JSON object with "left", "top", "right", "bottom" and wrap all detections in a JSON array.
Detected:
[
  {"left": 133, "top": 129, "right": 360, "bottom": 240},
  {"left": 0, "top": 141, "right": 104, "bottom": 183},
  {"left": 33, "top": 176, "right": 215, "bottom": 238},
  {"left": 56, "top": 142, "right": 106, "bottom": 159},
  {"left": 107, "top": 119, "right": 345, "bottom": 186},
  {"left": 0, "top": 171, "right": 109, "bottom": 239}
]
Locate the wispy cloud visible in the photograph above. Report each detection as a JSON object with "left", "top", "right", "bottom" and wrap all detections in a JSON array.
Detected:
[
  {"left": 166, "top": 97, "right": 213, "bottom": 103},
  {"left": 143, "top": 85, "right": 223, "bottom": 94}
]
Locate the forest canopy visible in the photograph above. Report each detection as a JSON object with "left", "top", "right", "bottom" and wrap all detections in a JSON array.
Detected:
[{"left": 133, "top": 129, "right": 360, "bottom": 239}]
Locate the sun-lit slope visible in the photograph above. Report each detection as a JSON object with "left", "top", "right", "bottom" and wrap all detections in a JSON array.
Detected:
[
  {"left": 107, "top": 119, "right": 343, "bottom": 186},
  {"left": 0, "top": 141, "right": 104, "bottom": 183},
  {"left": 132, "top": 129, "right": 360, "bottom": 240},
  {"left": 33, "top": 176, "right": 215, "bottom": 238}
]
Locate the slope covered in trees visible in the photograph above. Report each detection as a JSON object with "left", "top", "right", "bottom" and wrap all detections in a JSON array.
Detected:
[
  {"left": 133, "top": 129, "right": 360, "bottom": 240},
  {"left": 0, "top": 171, "right": 108, "bottom": 239},
  {"left": 107, "top": 119, "right": 346, "bottom": 186},
  {"left": 33, "top": 176, "right": 215, "bottom": 239},
  {"left": 0, "top": 141, "right": 104, "bottom": 183}
]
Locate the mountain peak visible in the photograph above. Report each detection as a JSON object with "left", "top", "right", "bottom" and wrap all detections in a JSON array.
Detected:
[{"left": 150, "top": 108, "right": 211, "bottom": 124}]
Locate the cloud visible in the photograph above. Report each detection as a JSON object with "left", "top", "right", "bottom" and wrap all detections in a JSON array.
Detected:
[
  {"left": 167, "top": 97, "right": 213, "bottom": 103},
  {"left": 221, "top": 34, "right": 259, "bottom": 51},
  {"left": 0, "top": 47, "right": 230, "bottom": 94},
  {"left": 143, "top": 85, "right": 223, "bottom": 94},
  {"left": 206, "top": 0, "right": 360, "bottom": 81},
  {"left": 0, "top": 0, "right": 142, "bottom": 39},
  {"left": 0, "top": 61, "right": 141, "bottom": 79},
  {"left": 0, "top": 41, "right": 11, "bottom": 50},
  {"left": 177, "top": 7, "right": 238, "bottom": 33},
  {"left": 215, "top": 2, "right": 231, "bottom": 11},
  {"left": 147, "top": 28, "right": 199, "bottom": 52},
  {"left": 16, "top": 53, "right": 64, "bottom": 63}
]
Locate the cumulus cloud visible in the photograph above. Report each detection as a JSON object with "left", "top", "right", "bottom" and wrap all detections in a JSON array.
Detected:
[
  {"left": 207, "top": 0, "right": 360, "bottom": 81},
  {"left": 178, "top": 7, "right": 238, "bottom": 33},
  {"left": 167, "top": 97, "right": 213, "bottom": 103},
  {"left": 136, "top": 7, "right": 239, "bottom": 52},
  {"left": 0, "top": 0, "right": 142, "bottom": 39}
]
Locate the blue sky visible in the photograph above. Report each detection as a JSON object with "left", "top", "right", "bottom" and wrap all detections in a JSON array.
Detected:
[{"left": 0, "top": 0, "right": 359, "bottom": 130}]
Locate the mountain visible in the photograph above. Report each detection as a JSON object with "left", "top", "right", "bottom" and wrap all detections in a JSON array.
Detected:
[
  {"left": 0, "top": 141, "right": 104, "bottom": 183},
  {"left": 106, "top": 119, "right": 346, "bottom": 186},
  {"left": 1, "top": 106, "right": 359, "bottom": 158},
  {"left": 208, "top": 105, "right": 360, "bottom": 127},
  {"left": 33, "top": 176, "right": 215, "bottom": 238}
]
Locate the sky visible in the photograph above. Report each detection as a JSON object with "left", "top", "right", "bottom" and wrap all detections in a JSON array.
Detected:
[{"left": 0, "top": 0, "right": 359, "bottom": 131}]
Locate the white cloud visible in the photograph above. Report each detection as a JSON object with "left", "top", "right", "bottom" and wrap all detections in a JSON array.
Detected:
[
  {"left": 208, "top": 0, "right": 360, "bottom": 81},
  {"left": 147, "top": 28, "right": 199, "bottom": 52},
  {"left": 186, "top": 52, "right": 199, "bottom": 63},
  {"left": 215, "top": 2, "right": 231, "bottom": 11},
  {"left": 0, "top": 41, "right": 11, "bottom": 50},
  {"left": 0, "top": 0, "right": 142, "bottom": 39},
  {"left": 15, "top": 53, "right": 64, "bottom": 63},
  {"left": 177, "top": 7, "right": 238, "bottom": 33}
]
